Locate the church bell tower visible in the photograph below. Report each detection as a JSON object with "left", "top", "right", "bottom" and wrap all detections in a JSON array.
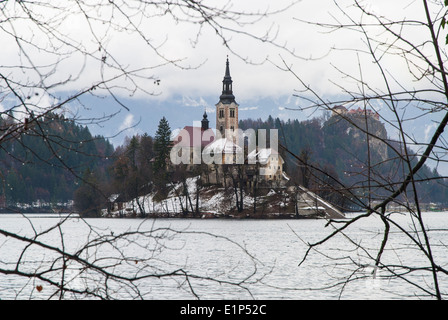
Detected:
[{"left": 216, "top": 57, "right": 238, "bottom": 139}]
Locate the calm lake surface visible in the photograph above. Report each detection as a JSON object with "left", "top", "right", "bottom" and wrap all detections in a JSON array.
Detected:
[{"left": 1, "top": 212, "right": 447, "bottom": 300}]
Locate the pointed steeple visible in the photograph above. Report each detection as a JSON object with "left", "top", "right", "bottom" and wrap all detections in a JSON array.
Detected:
[{"left": 219, "top": 57, "right": 236, "bottom": 104}]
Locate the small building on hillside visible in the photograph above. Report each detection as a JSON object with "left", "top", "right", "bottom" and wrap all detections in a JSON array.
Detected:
[
  {"left": 106, "top": 194, "right": 126, "bottom": 215},
  {"left": 331, "top": 105, "right": 380, "bottom": 120},
  {"left": 331, "top": 105, "right": 348, "bottom": 117},
  {"left": 247, "top": 147, "right": 285, "bottom": 182}
]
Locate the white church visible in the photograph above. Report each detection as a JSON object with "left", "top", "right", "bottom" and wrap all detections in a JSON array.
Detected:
[{"left": 171, "top": 58, "right": 287, "bottom": 186}]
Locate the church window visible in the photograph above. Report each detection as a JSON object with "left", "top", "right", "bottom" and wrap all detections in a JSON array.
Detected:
[
  {"left": 219, "top": 109, "right": 224, "bottom": 118},
  {"left": 230, "top": 108, "right": 235, "bottom": 118}
]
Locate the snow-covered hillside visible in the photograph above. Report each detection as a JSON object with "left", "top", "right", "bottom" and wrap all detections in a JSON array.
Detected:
[
  {"left": 104, "top": 176, "right": 345, "bottom": 219},
  {"left": 105, "top": 176, "right": 295, "bottom": 218}
]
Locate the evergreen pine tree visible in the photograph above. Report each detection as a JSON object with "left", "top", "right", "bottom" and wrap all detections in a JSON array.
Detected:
[
  {"left": 127, "top": 136, "right": 140, "bottom": 169},
  {"left": 153, "top": 117, "right": 172, "bottom": 172},
  {"left": 153, "top": 117, "right": 172, "bottom": 195},
  {"left": 74, "top": 168, "right": 104, "bottom": 217}
]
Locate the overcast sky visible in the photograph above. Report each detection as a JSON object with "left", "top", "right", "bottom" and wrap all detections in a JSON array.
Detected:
[
  {"left": 1, "top": 0, "right": 434, "bottom": 106},
  {"left": 2, "top": 0, "right": 448, "bottom": 174},
  {"left": 86, "top": 0, "right": 443, "bottom": 145},
  {"left": 127, "top": 0, "right": 430, "bottom": 100},
  {"left": 2, "top": 0, "right": 430, "bottom": 99}
]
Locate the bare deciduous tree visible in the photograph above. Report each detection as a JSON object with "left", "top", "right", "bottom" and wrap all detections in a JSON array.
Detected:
[
  {"left": 0, "top": 0, "right": 296, "bottom": 299},
  {"left": 281, "top": 0, "right": 448, "bottom": 299}
]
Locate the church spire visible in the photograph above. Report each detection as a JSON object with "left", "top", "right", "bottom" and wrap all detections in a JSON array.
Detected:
[{"left": 219, "top": 57, "right": 235, "bottom": 104}]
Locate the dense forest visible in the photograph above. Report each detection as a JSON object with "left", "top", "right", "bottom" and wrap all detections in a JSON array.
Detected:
[
  {"left": 103, "top": 113, "right": 448, "bottom": 215},
  {"left": 239, "top": 114, "right": 448, "bottom": 209},
  {"left": 0, "top": 112, "right": 113, "bottom": 210},
  {"left": 1, "top": 111, "right": 446, "bottom": 215}
]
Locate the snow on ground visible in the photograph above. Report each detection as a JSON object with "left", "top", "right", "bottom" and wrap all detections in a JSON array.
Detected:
[
  {"left": 104, "top": 176, "right": 343, "bottom": 219},
  {"left": 106, "top": 176, "right": 238, "bottom": 217},
  {"left": 104, "top": 176, "right": 277, "bottom": 218}
]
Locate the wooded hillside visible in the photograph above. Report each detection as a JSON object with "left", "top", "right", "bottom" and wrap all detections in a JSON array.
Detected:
[
  {"left": 2, "top": 112, "right": 445, "bottom": 214},
  {"left": 0, "top": 112, "right": 113, "bottom": 209},
  {"left": 240, "top": 114, "right": 447, "bottom": 210}
]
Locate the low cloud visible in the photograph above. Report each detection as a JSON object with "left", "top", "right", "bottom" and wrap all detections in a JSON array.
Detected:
[
  {"left": 239, "top": 106, "right": 259, "bottom": 111},
  {"left": 119, "top": 113, "right": 142, "bottom": 138},
  {"left": 181, "top": 96, "right": 210, "bottom": 108},
  {"left": 424, "top": 122, "right": 437, "bottom": 142},
  {"left": 120, "top": 114, "right": 134, "bottom": 131}
]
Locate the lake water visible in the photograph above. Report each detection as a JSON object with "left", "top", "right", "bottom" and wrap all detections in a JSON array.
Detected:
[{"left": 0, "top": 212, "right": 447, "bottom": 300}]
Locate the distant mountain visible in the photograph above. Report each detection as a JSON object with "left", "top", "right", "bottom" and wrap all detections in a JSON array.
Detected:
[{"left": 76, "top": 93, "right": 310, "bottom": 147}]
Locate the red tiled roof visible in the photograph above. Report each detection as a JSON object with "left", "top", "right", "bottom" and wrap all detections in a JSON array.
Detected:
[{"left": 173, "top": 126, "right": 215, "bottom": 148}]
